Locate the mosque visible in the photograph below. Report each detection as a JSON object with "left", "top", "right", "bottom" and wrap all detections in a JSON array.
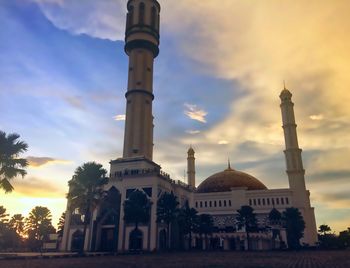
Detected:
[{"left": 61, "top": 0, "right": 318, "bottom": 252}]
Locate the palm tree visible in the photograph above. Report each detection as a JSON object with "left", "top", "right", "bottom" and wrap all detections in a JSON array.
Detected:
[
  {"left": 0, "top": 131, "right": 28, "bottom": 193},
  {"left": 282, "top": 207, "right": 305, "bottom": 249},
  {"left": 123, "top": 190, "right": 151, "bottom": 231},
  {"left": 156, "top": 191, "right": 179, "bottom": 249},
  {"left": 9, "top": 214, "right": 24, "bottom": 237},
  {"left": 67, "top": 162, "right": 108, "bottom": 252},
  {"left": 268, "top": 208, "right": 282, "bottom": 248},
  {"left": 0, "top": 205, "right": 9, "bottom": 223},
  {"left": 57, "top": 212, "right": 66, "bottom": 236},
  {"left": 198, "top": 214, "right": 214, "bottom": 250},
  {"left": 236, "top": 205, "right": 257, "bottom": 250},
  {"left": 318, "top": 224, "right": 331, "bottom": 236},
  {"left": 178, "top": 201, "right": 199, "bottom": 250},
  {"left": 25, "top": 206, "right": 56, "bottom": 250}
]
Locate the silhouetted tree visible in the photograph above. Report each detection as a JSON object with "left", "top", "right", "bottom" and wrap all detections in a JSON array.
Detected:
[
  {"left": 318, "top": 224, "right": 331, "bottom": 236},
  {"left": 283, "top": 207, "right": 305, "bottom": 249},
  {"left": 124, "top": 190, "right": 151, "bottom": 231},
  {"left": 339, "top": 228, "right": 350, "bottom": 248},
  {"left": 269, "top": 208, "right": 282, "bottom": 225},
  {"left": 0, "top": 131, "right": 28, "bottom": 192},
  {"left": 25, "top": 206, "right": 56, "bottom": 251},
  {"left": 236, "top": 205, "right": 257, "bottom": 250},
  {"left": 9, "top": 214, "right": 24, "bottom": 237},
  {"left": 67, "top": 162, "right": 108, "bottom": 252},
  {"left": 178, "top": 201, "right": 199, "bottom": 250},
  {"left": 198, "top": 214, "right": 214, "bottom": 250},
  {"left": 57, "top": 212, "right": 66, "bottom": 236},
  {"left": 157, "top": 191, "right": 179, "bottom": 249}
]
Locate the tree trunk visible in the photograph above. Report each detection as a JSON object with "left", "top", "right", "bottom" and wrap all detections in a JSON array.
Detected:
[
  {"left": 167, "top": 222, "right": 171, "bottom": 250},
  {"left": 246, "top": 230, "right": 250, "bottom": 251}
]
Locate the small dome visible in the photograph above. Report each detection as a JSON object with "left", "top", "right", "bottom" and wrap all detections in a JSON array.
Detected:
[
  {"left": 279, "top": 88, "right": 292, "bottom": 100},
  {"left": 197, "top": 167, "right": 267, "bottom": 193}
]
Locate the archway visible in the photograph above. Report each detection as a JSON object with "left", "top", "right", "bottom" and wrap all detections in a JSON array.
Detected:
[
  {"left": 129, "top": 228, "right": 143, "bottom": 251},
  {"left": 159, "top": 229, "right": 167, "bottom": 250},
  {"left": 71, "top": 230, "right": 84, "bottom": 252},
  {"left": 95, "top": 187, "right": 121, "bottom": 252}
]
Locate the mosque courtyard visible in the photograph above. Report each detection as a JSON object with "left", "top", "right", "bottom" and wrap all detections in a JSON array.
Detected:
[{"left": 1, "top": 250, "right": 349, "bottom": 268}]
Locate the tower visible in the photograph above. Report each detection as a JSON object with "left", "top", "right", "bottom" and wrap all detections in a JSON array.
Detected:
[
  {"left": 279, "top": 87, "right": 306, "bottom": 202},
  {"left": 280, "top": 86, "right": 318, "bottom": 245},
  {"left": 187, "top": 146, "right": 195, "bottom": 187},
  {"left": 123, "top": 0, "right": 160, "bottom": 160}
]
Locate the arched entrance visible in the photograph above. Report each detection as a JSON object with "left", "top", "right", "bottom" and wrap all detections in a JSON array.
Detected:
[
  {"left": 71, "top": 230, "right": 84, "bottom": 252},
  {"left": 95, "top": 187, "right": 121, "bottom": 252},
  {"left": 159, "top": 229, "right": 167, "bottom": 250},
  {"left": 129, "top": 229, "right": 143, "bottom": 251}
]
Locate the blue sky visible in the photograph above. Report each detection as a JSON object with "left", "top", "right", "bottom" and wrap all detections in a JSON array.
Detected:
[{"left": 1, "top": 0, "right": 349, "bottom": 233}]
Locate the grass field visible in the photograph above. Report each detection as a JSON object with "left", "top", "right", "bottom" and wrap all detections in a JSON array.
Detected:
[{"left": 0, "top": 250, "right": 349, "bottom": 268}]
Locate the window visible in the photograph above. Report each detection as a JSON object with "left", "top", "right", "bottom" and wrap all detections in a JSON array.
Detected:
[
  {"left": 281, "top": 197, "right": 284, "bottom": 205},
  {"left": 276, "top": 198, "right": 280, "bottom": 205},
  {"left": 253, "top": 199, "right": 256, "bottom": 206},
  {"left": 219, "top": 200, "right": 222, "bottom": 207},
  {"left": 286, "top": 197, "right": 289, "bottom": 205},
  {"left": 214, "top": 201, "right": 217, "bottom": 207},
  {"left": 267, "top": 198, "right": 270, "bottom": 205},
  {"left": 139, "top": 2, "right": 145, "bottom": 24},
  {"left": 151, "top": 6, "right": 157, "bottom": 28},
  {"left": 272, "top": 198, "right": 275, "bottom": 205},
  {"left": 224, "top": 200, "right": 227, "bottom": 207},
  {"left": 262, "top": 198, "right": 265, "bottom": 205},
  {"left": 205, "top": 201, "right": 207, "bottom": 207},
  {"left": 229, "top": 200, "right": 232, "bottom": 206},
  {"left": 258, "top": 199, "right": 261, "bottom": 205},
  {"left": 200, "top": 201, "right": 202, "bottom": 208},
  {"left": 195, "top": 202, "right": 198, "bottom": 208},
  {"left": 209, "top": 201, "right": 212, "bottom": 207},
  {"left": 249, "top": 199, "right": 252, "bottom": 206},
  {"left": 126, "top": 5, "right": 134, "bottom": 28}
]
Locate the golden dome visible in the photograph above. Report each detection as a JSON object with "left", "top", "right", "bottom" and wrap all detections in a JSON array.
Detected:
[{"left": 196, "top": 167, "right": 267, "bottom": 193}]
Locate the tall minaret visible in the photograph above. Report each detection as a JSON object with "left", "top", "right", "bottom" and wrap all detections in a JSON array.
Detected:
[
  {"left": 279, "top": 86, "right": 307, "bottom": 205},
  {"left": 122, "top": 0, "right": 160, "bottom": 160},
  {"left": 187, "top": 146, "right": 195, "bottom": 188},
  {"left": 280, "top": 86, "right": 318, "bottom": 245}
]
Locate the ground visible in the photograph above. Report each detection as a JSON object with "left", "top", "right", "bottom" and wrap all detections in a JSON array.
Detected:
[{"left": 0, "top": 250, "right": 349, "bottom": 268}]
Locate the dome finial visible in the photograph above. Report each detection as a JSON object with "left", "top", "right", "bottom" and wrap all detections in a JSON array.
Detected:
[{"left": 283, "top": 80, "right": 286, "bottom": 90}]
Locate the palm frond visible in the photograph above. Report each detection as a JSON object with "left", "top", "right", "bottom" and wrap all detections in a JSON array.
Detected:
[{"left": 0, "top": 178, "right": 14, "bottom": 193}]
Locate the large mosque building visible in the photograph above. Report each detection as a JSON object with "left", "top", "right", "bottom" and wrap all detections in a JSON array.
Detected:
[{"left": 61, "top": 0, "right": 318, "bottom": 252}]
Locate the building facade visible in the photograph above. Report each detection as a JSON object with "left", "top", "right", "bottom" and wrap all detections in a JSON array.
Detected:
[{"left": 60, "top": 0, "right": 318, "bottom": 252}]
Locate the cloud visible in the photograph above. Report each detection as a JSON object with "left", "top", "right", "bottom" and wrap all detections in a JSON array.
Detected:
[
  {"left": 114, "top": 114, "right": 125, "bottom": 121},
  {"left": 32, "top": 0, "right": 125, "bottom": 40},
  {"left": 12, "top": 176, "right": 65, "bottom": 197},
  {"left": 310, "top": 114, "right": 324, "bottom": 121},
  {"left": 186, "top": 130, "right": 201, "bottom": 135},
  {"left": 184, "top": 103, "right": 208, "bottom": 123},
  {"left": 27, "top": 156, "right": 71, "bottom": 167},
  {"left": 218, "top": 140, "right": 228, "bottom": 145}
]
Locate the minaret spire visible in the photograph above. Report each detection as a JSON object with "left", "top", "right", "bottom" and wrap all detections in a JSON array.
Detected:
[
  {"left": 279, "top": 87, "right": 307, "bottom": 203},
  {"left": 187, "top": 146, "right": 196, "bottom": 188},
  {"left": 122, "top": 0, "right": 160, "bottom": 160}
]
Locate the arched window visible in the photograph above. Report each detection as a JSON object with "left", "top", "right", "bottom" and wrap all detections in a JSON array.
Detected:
[
  {"left": 127, "top": 5, "right": 134, "bottom": 28},
  {"left": 151, "top": 6, "right": 157, "bottom": 29},
  {"left": 139, "top": 2, "right": 145, "bottom": 24}
]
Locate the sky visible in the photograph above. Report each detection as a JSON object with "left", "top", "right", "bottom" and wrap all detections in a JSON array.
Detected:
[{"left": 0, "top": 0, "right": 349, "bottom": 233}]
